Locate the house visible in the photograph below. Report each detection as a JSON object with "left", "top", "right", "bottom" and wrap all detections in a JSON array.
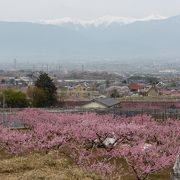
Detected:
[
  {"left": 128, "top": 84, "right": 144, "bottom": 92},
  {"left": 66, "top": 83, "right": 90, "bottom": 99},
  {"left": 140, "top": 85, "right": 159, "bottom": 96},
  {"left": 82, "top": 98, "right": 120, "bottom": 109}
]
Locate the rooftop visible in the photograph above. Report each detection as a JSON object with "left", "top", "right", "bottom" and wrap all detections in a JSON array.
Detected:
[{"left": 94, "top": 98, "right": 120, "bottom": 107}]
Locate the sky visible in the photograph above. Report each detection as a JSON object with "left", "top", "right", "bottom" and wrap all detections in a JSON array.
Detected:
[{"left": 0, "top": 0, "right": 180, "bottom": 21}]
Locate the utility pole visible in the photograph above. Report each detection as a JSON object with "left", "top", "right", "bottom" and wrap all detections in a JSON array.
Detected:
[
  {"left": 82, "top": 64, "right": 85, "bottom": 72},
  {"left": 59, "top": 65, "right": 61, "bottom": 74},
  {"left": 46, "top": 64, "right": 49, "bottom": 73},
  {"left": 14, "top": 58, "right": 17, "bottom": 71}
]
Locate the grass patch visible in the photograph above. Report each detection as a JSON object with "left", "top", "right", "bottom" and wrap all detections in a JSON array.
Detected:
[
  {"left": 0, "top": 150, "right": 171, "bottom": 180},
  {"left": 0, "top": 151, "right": 101, "bottom": 180}
]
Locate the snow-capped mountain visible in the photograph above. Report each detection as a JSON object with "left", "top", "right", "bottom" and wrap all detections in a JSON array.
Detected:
[
  {"left": 37, "top": 15, "right": 167, "bottom": 27},
  {"left": 0, "top": 15, "right": 180, "bottom": 62}
]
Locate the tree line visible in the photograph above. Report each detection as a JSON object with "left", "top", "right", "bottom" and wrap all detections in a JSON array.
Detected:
[{"left": 0, "top": 73, "right": 57, "bottom": 108}]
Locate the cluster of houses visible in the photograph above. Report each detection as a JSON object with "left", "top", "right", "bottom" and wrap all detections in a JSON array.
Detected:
[
  {"left": 61, "top": 79, "right": 180, "bottom": 110},
  {"left": 0, "top": 76, "right": 33, "bottom": 89},
  {"left": 59, "top": 80, "right": 161, "bottom": 102},
  {"left": 80, "top": 85, "right": 159, "bottom": 110},
  {"left": 1, "top": 69, "right": 180, "bottom": 109}
]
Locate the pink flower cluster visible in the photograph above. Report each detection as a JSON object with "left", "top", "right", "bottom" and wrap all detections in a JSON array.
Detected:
[{"left": 0, "top": 109, "right": 179, "bottom": 179}]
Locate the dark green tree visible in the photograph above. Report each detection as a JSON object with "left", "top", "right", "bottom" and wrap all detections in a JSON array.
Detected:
[
  {"left": 110, "top": 89, "right": 120, "bottom": 98},
  {"left": 35, "top": 73, "right": 57, "bottom": 107},
  {"left": 147, "top": 77, "right": 159, "bottom": 85},
  {"left": 106, "top": 79, "right": 111, "bottom": 88}
]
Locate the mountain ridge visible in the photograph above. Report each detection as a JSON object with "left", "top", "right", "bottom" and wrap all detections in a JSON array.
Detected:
[
  {"left": 0, "top": 15, "right": 180, "bottom": 62},
  {"left": 36, "top": 14, "right": 167, "bottom": 27}
]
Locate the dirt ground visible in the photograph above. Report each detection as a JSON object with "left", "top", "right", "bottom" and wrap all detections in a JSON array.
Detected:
[
  {"left": 0, "top": 151, "right": 101, "bottom": 180},
  {"left": 0, "top": 150, "right": 170, "bottom": 180}
]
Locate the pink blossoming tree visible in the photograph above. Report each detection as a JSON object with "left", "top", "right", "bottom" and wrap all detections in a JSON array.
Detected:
[{"left": 0, "top": 109, "right": 179, "bottom": 179}]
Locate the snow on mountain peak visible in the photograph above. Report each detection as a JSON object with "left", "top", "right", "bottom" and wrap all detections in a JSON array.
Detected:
[{"left": 37, "top": 15, "right": 167, "bottom": 27}]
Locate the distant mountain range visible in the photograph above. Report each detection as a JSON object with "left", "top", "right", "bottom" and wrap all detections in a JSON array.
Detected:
[{"left": 0, "top": 15, "right": 180, "bottom": 62}]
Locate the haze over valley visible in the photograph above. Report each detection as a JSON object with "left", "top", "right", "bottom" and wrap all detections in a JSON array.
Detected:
[{"left": 0, "top": 15, "right": 180, "bottom": 66}]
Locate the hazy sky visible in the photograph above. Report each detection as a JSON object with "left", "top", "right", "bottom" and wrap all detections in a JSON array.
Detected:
[{"left": 0, "top": 0, "right": 180, "bottom": 21}]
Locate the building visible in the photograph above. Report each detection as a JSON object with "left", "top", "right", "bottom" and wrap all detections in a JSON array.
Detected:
[
  {"left": 140, "top": 85, "right": 159, "bottom": 96},
  {"left": 82, "top": 98, "right": 120, "bottom": 109},
  {"left": 128, "top": 84, "right": 144, "bottom": 93}
]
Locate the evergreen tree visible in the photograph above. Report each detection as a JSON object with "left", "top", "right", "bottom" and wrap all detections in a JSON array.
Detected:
[{"left": 34, "top": 73, "right": 57, "bottom": 107}]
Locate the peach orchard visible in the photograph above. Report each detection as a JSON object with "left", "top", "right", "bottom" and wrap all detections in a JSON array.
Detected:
[{"left": 0, "top": 109, "right": 179, "bottom": 179}]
